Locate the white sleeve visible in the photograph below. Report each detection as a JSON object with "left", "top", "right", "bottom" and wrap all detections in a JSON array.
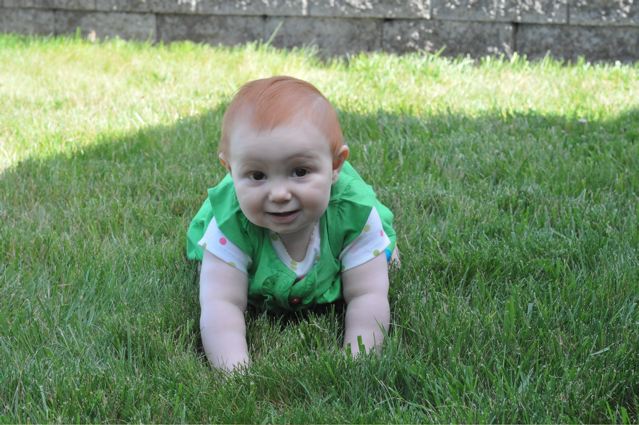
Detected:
[
  {"left": 340, "top": 207, "right": 391, "bottom": 271},
  {"left": 198, "top": 217, "right": 250, "bottom": 274}
]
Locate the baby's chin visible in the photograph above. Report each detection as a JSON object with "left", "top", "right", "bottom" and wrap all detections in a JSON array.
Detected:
[
  {"left": 244, "top": 209, "right": 326, "bottom": 235},
  {"left": 243, "top": 217, "right": 300, "bottom": 234},
  {"left": 263, "top": 217, "right": 321, "bottom": 236}
]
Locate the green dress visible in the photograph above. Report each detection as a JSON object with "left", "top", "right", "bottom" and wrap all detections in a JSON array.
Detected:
[{"left": 186, "top": 161, "right": 396, "bottom": 311}]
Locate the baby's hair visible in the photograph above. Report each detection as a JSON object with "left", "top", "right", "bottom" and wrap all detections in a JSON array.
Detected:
[{"left": 220, "top": 76, "right": 344, "bottom": 157}]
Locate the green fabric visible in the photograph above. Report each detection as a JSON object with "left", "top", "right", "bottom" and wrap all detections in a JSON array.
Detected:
[{"left": 186, "top": 161, "right": 396, "bottom": 311}]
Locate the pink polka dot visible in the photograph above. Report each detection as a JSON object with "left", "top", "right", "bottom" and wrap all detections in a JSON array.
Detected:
[
  {"left": 219, "top": 237, "right": 227, "bottom": 245},
  {"left": 380, "top": 230, "right": 385, "bottom": 237}
]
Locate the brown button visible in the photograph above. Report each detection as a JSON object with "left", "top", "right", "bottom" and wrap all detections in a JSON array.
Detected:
[{"left": 290, "top": 297, "right": 301, "bottom": 305}]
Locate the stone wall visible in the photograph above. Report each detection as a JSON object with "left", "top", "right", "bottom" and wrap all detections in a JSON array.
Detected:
[{"left": 1, "top": 1, "right": 638, "bottom": 62}]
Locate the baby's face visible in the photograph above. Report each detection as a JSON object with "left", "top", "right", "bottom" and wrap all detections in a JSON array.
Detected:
[{"left": 225, "top": 119, "right": 338, "bottom": 238}]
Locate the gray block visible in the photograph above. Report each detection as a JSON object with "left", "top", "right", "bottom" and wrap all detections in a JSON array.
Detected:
[
  {"left": 431, "top": 0, "right": 567, "bottom": 22},
  {"left": 3, "top": 0, "right": 40, "bottom": 7},
  {"left": 150, "top": 0, "right": 307, "bottom": 16},
  {"left": 517, "top": 23, "right": 639, "bottom": 62},
  {"left": 0, "top": 7, "right": 55, "bottom": 34},
  {"left": 308, "top": 0, "right": 430, "bottom": 19},
  {"left": 383, "top": 19, "right": 513, "bottom": 57},
  {"left": 3, "top": 0, "right": 35, "bottom": 7},
  {"left": 265, "top": 16, "right": 382, "bottom": 55},
  {"left": 52, "top": 0, "right": 96, "bottom": 9},
  {"left": 4, "top": 0, "right": 97, "bottom": 9},
  {"left": 157, "top": 14, "right": 265, "bottom": 45},
  {"left": 95, "top": 0, "right": 153, "bottom": 12},
  {"left": 432, "top": 0, "right": 502, "bottom": 21},
  {"left": 511, "top": 0, "right": 567, "bottom": 23},
  {"left": 55, "top": 10, "right": 156, "bottom": 40},
  {"left": 570, "top": 0, "right": 639, "bottom": 26}
]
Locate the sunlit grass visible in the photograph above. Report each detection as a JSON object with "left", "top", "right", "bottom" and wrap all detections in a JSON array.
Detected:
[{"left": 1, "top": 34, "right": 638, "bottom": 423}]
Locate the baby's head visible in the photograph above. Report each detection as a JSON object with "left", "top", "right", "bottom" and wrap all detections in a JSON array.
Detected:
[
  {"left": 217, "top": 76, "right": 350, "bottom": 236},
  {"left": 219, "top": 76, "right": 346, "bottom": 162}
]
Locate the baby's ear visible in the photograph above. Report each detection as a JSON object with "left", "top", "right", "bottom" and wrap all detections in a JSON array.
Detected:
[
  {"left": 332, "top": 145, "right": 350, "bottom": 183},
  {"left": 219, "top": 153, "right": 231, "bottom": 171}
]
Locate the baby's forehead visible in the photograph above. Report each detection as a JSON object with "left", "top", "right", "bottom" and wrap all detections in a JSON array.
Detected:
[
  {"left": 230, "top": 113, "right": 330, "bottom": 143},
  {"left": 226, "top": 118, "right": 334, "bottom": 163}
]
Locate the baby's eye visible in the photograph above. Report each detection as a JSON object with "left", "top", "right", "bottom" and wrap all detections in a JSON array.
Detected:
[
  {"left": 250, "top": 171, "right": 266, "bottom": 181},
  {"left": 293, "top": 168, "right": 309, "bottom": 177}
]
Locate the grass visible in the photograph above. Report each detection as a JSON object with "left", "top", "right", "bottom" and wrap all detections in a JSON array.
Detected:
[{"left": 1, "top": 33, "right": 638, "bottom": 423}]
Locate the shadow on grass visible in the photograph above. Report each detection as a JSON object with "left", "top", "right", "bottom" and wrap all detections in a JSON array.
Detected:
[{"left": 1, "top": 105, "right": 638, "bottom": 422}]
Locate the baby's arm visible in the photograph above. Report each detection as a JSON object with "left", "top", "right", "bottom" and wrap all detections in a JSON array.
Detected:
[
  {"left": 199, "top": 250, "right": 249, "bottom": 371},
  {"left": 342, "top": 253, "right": 390, "bottom": 355}
]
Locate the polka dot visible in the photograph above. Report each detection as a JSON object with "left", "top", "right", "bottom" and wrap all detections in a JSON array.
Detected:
[
  {"left": 363, "top": 224, "right": 371, "bottom": 232},
  {"left": 380, "top": 230, "right": 385, "bottom": 237},
  {"left": 219, "top": 237, "right": 227, "bottom": 245},
  {"left": 373, "top": 249, "right": 381, "bottom": 256}
]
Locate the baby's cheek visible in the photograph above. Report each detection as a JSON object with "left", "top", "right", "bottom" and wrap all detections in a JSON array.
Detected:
[
  {"left": 306, "top": 184, "right": 331, "bottom": 212},
  {"left": 236, "top": 193, "right": 262, "bottom": 221}
]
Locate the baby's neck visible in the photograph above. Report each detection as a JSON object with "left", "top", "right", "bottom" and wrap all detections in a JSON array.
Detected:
[{"left": 278, "top": 225, "right": 315, "bottom": 262}]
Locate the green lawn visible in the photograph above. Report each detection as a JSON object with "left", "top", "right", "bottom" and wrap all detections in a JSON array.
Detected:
[{"left": 1, "top": 34, "right": 638, "bottom": 423}]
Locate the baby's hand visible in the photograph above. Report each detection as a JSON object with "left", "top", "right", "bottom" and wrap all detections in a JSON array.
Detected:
[
  {"left": 199, "top": 251, "right": 250, "bottom": 371},
  {"left": 341, "top": 254, "right": 390, "bottom": 355}
]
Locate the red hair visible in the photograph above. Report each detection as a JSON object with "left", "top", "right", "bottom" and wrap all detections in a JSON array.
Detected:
[{"left": 219, "top": 76, "right": 344, "bottom": 157}]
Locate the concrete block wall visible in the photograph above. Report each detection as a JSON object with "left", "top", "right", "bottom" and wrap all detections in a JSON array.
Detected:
[{"left": 1, "top": 1, "right": 638, "bottom": 62}]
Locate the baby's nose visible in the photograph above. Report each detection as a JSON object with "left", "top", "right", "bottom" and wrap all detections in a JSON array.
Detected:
[{"left": 269, "top": 185, "right": 292, "bottom": 202}]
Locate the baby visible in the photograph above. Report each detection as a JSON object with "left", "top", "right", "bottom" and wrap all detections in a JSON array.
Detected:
[{"left": 186, "top": 76, "right": 397, "bottom": 371}]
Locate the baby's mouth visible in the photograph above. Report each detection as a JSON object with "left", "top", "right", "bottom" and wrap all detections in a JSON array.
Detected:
[
  {"left": 267, "top": 210, "right": 300, "bottom": 217},
  {"left": 267, "top": 209, "right": 301, "bottom": 223}
]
